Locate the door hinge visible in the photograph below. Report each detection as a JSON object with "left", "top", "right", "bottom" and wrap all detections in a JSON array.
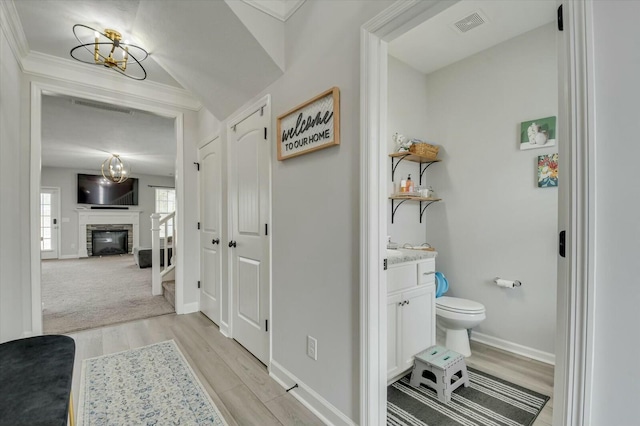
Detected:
[
  {"left": 197, "top": 222, "right": 201, "bottom": 230},
  {"left": 559, "top": 230, "right": 566, "bottom": 257},
  {"left": 265, "top": 223, "right": 268, "bottom": 236},
  {"left": 265, "top": 319, "right": 268, "bottom": 332},
  {"left": 194, "top": 162, "right": 200, "bottom": 171},
  {"left": 557, "top": 5, "right": 563, "bottom": 31},
  {"left": 264, "top": 127, "right": 267, "bottom": 140},
  {"left": 197, "top": 280, "right": 201, "bottom": 289},
  {"left": 384, "top": 258, "right": 387, "bottom": 271}
]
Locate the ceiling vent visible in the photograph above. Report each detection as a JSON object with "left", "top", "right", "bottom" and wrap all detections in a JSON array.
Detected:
[
  {"left": 71, "top": 99, "right": 134, "bottom": 115},
  {"left": 452, "top": 11, "right": 488, "bottom": 34}
]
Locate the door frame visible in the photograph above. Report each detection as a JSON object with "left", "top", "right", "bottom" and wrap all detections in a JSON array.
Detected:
[
  {"left": 39, "top": 186, "right": 61, "bottom": 260},
  {"left": 30, "top": 81, "right": 186, "bottom": 335},
  {"left": 226, "top": 94, "right": 272, "bottom": 365},
  {"left": 359, "top": 1, "right": 595, "bottom": 425}
]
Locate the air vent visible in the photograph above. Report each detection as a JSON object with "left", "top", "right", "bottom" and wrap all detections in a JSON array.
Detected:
[
  {"left": 71, "top": 99, "right": 134, "bottom": 115},
  {"left": 452, "top": 11, "right": 487, "bottom": 34}
]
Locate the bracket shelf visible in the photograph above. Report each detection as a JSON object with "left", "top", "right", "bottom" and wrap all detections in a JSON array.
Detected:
[
  {"left": 389, "top": 196, "right": 442, "bottom": 224},
  {"left": 389, "top": 152, "right": 441, "bottom": 184}
]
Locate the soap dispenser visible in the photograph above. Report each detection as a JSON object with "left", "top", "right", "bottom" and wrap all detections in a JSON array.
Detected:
[{"left": 406, "top": 174, "right": 414, "bottom": 193}]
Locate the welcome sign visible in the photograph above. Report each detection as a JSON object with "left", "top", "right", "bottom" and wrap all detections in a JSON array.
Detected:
[{"left": 277, "top": 87, "right": 340, "bottom": 160}]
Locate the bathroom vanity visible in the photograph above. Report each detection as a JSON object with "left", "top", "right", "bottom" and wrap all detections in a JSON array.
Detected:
[{"left": 386, "top": 249, "right": 437, "bottom": 383}]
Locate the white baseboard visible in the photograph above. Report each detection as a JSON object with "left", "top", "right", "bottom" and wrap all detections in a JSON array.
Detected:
[
  {"left": 59, "top": 254, "right": 79, "bottom": 259},
  {"left": 179, "top": 302, "right": 199, "bottom": 314},
  {"left": 471, "top": 331, "right": 555, "bottom": 365},
  {"left": 269, "top": 360, "right": 356, "bottom": 426}
]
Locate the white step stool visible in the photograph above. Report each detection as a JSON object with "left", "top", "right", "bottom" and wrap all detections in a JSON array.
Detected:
[{"left": 409, "top": 345, "right": 469, "bottom": 403}]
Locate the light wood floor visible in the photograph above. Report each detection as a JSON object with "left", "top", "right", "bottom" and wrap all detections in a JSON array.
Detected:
[
  {"left": 68, "top": 314, "right": 554, "bottom": 426},
  {"left": 67, "top": 312, "right": 324, "bottom": 426},
  {"left": 467, "top": 341, "right": 554, "bottom": 426}
]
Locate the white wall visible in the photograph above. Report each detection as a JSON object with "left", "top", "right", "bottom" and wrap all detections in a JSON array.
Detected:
[
  {"left": 590, "top": 1, "right": 640, "bottom": 423},
  {"left": 387, "top": 56, "right": 430, "bottom": 246},
  {"left": 40, "top": 167, "right": 175, "bottom": 257},
  {"left": 424, "top": 24, "right": 558, "bottom": 354},
  {"left": 0, "top": 23, "right": 26, "bottom": 342}
]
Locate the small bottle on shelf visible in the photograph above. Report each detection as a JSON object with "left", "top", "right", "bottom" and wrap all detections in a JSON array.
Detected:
[
  {"left": 406, "top": 174, "right": 414, "bottom": 193},
  {"left": 399, "top": 176, "right": 407, "bottom": 193}
]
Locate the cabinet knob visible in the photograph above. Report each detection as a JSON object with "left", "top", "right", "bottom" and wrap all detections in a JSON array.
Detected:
[
  {"left": 406, "top": 300, "right": 410, "bottom": 305},
  {"left": 212, "top": 238, "right": 220, "bottom": 245},
  {"left": 228, "top": 241, "right": 237, "bottom": 248}
]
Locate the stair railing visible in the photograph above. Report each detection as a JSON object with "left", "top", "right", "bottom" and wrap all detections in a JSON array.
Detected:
[{"left": 150, "top": 212, "right": 176, "bottom": 296}]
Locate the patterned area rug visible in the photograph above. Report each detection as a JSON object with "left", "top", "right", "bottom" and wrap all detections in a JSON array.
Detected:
[
  {"left": 78, "top": 340, "right": 227, "bottom": 425},
  {"left": 388, "top": 367, "right": 549, "bottom": 426}
]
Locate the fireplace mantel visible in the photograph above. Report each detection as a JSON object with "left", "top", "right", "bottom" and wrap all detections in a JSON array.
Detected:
[{"left": 76, "top": 210, "right": 143, "bottom": 258}]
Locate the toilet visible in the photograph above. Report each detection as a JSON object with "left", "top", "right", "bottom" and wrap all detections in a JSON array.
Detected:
[{"left": 436, "top": 296, "right": 486, "bottom": 357}]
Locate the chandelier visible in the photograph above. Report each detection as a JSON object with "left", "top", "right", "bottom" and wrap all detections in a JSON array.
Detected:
[
  {"left": 70, "top": 24, "right": 148, "bottom": 80},
  {"left": 102, "top": 154, "right": 130, "bottom": 184}
]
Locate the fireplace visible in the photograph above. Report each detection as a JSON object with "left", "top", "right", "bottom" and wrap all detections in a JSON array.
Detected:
[{"left": 92, "top": 230, "right": 128, "bottom": 256}]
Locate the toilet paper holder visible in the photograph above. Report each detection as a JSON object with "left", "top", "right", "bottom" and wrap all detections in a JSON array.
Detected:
[{"left": 494, "top": 277, "right": 522, "bottom": 288}]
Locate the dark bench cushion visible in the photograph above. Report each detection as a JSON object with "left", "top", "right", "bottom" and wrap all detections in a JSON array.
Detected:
[
  {"left": 0, "top": 335, "right": 75, "bottom": 426},
  {"left": 137, "top": 248, "right": 173, "bottom": 268}
]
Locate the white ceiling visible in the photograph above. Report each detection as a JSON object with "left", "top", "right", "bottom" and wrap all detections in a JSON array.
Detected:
[
  {"left": 41, "top": 94, "right": 176, "bottom": 177},
  {"left": 389, "top": 0, "right": 557, "bottom": 75},
  {"left": 13, "top": 0, "right": 183, "bottom": 87},
  {"left": 12, "top": 0, "right": 288, "bottom": 118}
]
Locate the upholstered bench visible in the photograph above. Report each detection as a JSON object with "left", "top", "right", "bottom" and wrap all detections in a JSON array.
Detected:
[
  {"left": 133, "top": 247, "right": 173, "bottom": 268},
  {"left": 0, "top": 335, "right": 76, "bottom": 426}
]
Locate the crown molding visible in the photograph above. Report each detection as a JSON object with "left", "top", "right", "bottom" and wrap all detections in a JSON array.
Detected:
[
  {"left": 0, "top": 0, "right": 30, "bottom": 62},
  {"left": 22, "top": 52, "right": 202, "bottom": 111},
  {"left": 240, "top": 0, "right": 306, "bottom": 22}
]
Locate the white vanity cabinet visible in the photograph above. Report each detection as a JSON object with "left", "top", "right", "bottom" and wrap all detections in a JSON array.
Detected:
[{"left": 387, "top": 257, "right": 436, "bottom": 382}]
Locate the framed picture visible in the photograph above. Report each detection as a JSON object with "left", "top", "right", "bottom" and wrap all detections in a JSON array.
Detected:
[
  {"left": 520, "top": 116, "right": 556, "bottom": 150},
  {"left": 277, "top": 87, "right": 340, "bottom": 161},
  {"left": 538, "top": 153, "right": 558, "bottom": 188}
]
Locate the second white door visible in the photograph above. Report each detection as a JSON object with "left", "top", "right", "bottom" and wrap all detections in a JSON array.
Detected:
[
  {"left": 199, "top": 138, "right": 223, "bottom": 325},
  {"left": 228, "top": 101, "right": 271, "bottom": 365}
]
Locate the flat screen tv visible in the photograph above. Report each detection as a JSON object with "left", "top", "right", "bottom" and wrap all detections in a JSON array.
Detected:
[{"left": 77, "top": 174, "right": 139, "bottom": 205}]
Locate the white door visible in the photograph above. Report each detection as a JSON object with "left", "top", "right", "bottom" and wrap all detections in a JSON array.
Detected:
[
  {"left": 400, "top": 285, "right": 432, "bottom": 370},
  {"left": 387, "top": 293, "right": 402, "bottom": 380},
  {"left": 40, "top": 187, "right": 59, "bottom": 260},
  {"left": 199, "top": 138, "right": 223, "bottom": 325},
  {"left": 228, "top": 102, "right": 271, "bottom": 365}
]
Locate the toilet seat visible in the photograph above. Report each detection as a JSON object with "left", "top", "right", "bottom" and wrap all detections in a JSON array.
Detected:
[{"left": 436, "top": 296, "right": 485, "bottom": 314}]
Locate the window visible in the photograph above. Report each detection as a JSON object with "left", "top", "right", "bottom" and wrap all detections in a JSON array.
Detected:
[{"left": 155, "top": 188, "right": 175, "bottom": 238}]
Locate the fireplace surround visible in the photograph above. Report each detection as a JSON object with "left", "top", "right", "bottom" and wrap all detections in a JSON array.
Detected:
[{"left": 76, "top": 210, "right": 142, "bottom": 258}]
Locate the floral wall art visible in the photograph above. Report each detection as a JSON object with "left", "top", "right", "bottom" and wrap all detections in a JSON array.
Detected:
[
  {"left": 520, "top": 116, "right": 557, "bottom": 150},
  {"left": 537, "top": 153, "right": 558, "bottom": 188}
]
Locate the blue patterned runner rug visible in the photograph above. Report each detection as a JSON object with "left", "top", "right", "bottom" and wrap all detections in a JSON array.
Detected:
[
  {"left": 388, "top": 367, "right": 549, "bottom": 426},
  {"left": 78, "top": 340, "right": 227, "bottom": 425}
]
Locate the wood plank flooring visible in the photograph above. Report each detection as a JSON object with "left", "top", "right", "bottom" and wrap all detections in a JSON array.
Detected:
[
  {"left": 68, "top": 313, "right": 554, "bottom": 426},
  {"left": 67, "top": 312, "right": 324, "bottom": 426},
  {"left": 467, "top": 341, "right": 555, "bottom": 426}
]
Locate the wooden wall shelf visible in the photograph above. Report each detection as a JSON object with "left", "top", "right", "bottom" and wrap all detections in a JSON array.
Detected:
[
  {"left": 389, "top": 152, "right": 441, "bottom": 183},
  {"left": 388, "top": 196, "right": 441, "bottom": 223}
]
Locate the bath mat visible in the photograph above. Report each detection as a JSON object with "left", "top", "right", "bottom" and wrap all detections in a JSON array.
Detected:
[
  {"left": 78, "top": 340, "right": 227, "bottom": 425},
  {"left": 388, "top": 367, "right": 549, "bottom": 426}
]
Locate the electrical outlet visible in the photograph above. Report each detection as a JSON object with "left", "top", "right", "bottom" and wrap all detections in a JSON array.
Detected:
[{"left": 307, "top": 335, "right": 317, "bottom": 361}]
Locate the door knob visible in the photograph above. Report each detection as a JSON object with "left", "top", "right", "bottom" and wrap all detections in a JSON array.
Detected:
[
  {"left": 212, "top": 238, "right": 220, "bottom": 245},
  {"left": 228, "top": 241, "right": 237, "bottom": 248}
]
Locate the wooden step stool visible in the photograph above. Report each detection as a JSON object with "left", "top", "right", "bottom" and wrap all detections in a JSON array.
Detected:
[{"left": 409, "top": 345, "right": 469, "bottom": 403}]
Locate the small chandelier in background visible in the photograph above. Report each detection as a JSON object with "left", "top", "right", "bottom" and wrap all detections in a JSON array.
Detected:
[
  {"left": 70, "top": 24, "right": 148, "bottom": 80},
  {"left": 102, "top": 154, "right": 130, "bottom": 184}
]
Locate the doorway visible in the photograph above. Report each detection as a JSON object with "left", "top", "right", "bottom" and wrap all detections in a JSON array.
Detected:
[
  {"left": 30, "top": 82, "right": 186, "bottom": 335},
  {"left": 360, "top": 1, "right": 593, "bottom": 425}
]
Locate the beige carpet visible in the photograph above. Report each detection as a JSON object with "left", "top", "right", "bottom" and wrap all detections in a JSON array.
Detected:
[{"left": 42, "top": 255, "right": 174, "bottom": 334}]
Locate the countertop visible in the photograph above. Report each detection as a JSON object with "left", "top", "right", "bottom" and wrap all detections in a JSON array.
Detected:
[{"left": 387, "top": 248, "right": 437, "bottom": 265}]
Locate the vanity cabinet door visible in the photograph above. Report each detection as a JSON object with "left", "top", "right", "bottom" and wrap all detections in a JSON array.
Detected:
[
  {"left": 387, "top": 293, "right": 403, "bottom": 380},
  {"left": 400, "top": 285, "right": 435, "bottom": 372}
]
